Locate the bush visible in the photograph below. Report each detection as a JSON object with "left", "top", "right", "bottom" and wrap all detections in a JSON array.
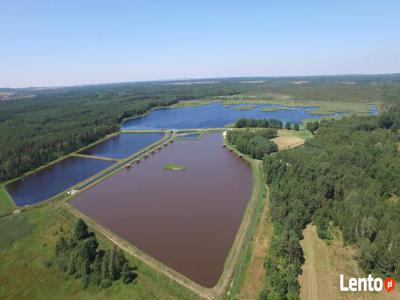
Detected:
[{"left": 100, "top": 279, "right": 112, "bottom": 289}]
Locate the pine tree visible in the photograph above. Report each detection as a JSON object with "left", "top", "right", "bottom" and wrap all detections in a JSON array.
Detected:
[
  {"left": 55, "top": 236, "right": 67, "bottom": 257},
  {"left": 92, "top": 252, "right": 104, "bottom": 285},
  {"left": 114, "top": 248, "right": 127, "bottom": 279},
  {"left": 102, "top": 249, "right": 110, "bottom": 280},
  {"left": 121, "top": 262, "right": 134, "bottom": 284},
  {"left": 109, "top": 247, "right": 117, "bottom": 280},
  {"left": 74, "top": 219, "right": 89, "bottom": 241}
]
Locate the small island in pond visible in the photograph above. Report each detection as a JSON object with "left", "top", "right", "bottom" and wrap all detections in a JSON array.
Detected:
[{"left": 163, "top": 163, "right": 187, "bottom": 171}]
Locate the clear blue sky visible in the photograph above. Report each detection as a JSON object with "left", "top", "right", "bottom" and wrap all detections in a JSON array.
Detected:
[{"left": 1, "top": 0, "right": 400, "bottom": 87}]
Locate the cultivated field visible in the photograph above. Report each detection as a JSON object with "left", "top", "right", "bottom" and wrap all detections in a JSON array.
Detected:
[{"left": 271, "top": 129, "right": 312, "bottom": 150}]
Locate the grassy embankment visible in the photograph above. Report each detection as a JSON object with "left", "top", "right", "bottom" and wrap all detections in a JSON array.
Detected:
[
  {"left": 0, "top": 185, "right": 15, "bottom": 216},
  {"left": 299, "top": 225, "right": 400, "bottom": 300},
  {"left": 222, "top": 139, "right": 266, "bottom": 299},
  {"left": 237, "top": 185, "right": 272, "bottom": 300}
]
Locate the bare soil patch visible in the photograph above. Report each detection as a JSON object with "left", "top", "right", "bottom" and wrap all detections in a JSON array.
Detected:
[
  {"left": 272, "top": 136, "right": 304, "bottom": 150},
  {"left": 299, "top": 225, "right": 399, "bottom": 300}
]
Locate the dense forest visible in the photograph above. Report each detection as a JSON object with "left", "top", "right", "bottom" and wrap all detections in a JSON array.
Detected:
[
  {"left": 0, "top": 81, "right": 242, "bottom": 181},
  {"left": 2, "top": 75, "right": 399, "bottom": 182},
  {"left": 227, "top": 129, "right": 278, "bottom": 159},
  {"left": 260, "top": 111, "right": 400, "bottom": 299},
  {"left": 55, "top": 219, "right": 136, "bottom": 288}
]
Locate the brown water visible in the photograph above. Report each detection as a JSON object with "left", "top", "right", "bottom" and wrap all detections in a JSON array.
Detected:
[{"left": 70, "top": 133, "right": 253, "bottom": 287}]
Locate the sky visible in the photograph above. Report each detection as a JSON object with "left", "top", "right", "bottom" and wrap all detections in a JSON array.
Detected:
[{"left": 1, "top": 0, "right": 400, "bottom": 88}]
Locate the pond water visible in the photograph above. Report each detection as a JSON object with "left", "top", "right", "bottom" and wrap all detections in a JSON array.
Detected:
[
  {"left": 80, "top": 132, "right": 164, "bottom": 159},
  {"left": 122, "top": 102, "right": 343, "bottom": 130},
  {"left": 177, "top": 133, "right": 201, "bottom": 139},
  {"left": 70, "top": 133, "right": 253, "bottom": 287},
  {"left": 7, "top": 156, "right": 114, "bottom": 206}
]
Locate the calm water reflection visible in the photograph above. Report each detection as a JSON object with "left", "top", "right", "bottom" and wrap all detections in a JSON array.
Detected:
[
  {"left": 7, "top": 156, "right": 114, "bottom": 206},
  {"left": 71, "top": 133, "right": 253, "bottom": 287},
  {"left": 80, "top": 132, "right": 164, "bottom": 159},
  {"left": 122, "top": 102, "right": 344, "bottom": 130}
]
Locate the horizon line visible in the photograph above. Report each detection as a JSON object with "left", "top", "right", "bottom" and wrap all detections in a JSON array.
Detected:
[{"left": 2, "top": 72, "right": 400, "bottom": 90}]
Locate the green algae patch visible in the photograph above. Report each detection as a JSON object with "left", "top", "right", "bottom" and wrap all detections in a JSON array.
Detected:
[{"left": 163, "top": 163, "right": 187, "bottom": 171}]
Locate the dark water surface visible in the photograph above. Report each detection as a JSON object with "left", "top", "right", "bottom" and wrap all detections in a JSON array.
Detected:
[
  {"left": 122, "top": 102, "right": 343, "bottom": 130},
  {"left": 71, "top": 133, "right": 253, "bottom": 287},
  {"left": 80, "top": 132, "right": 164, "bottom": 159},
  {"left": 7, "top": 156, "right": 114, "bottom": 206}
]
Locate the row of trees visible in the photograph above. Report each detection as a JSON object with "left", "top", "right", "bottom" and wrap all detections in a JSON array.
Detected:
[
  {"left": 284, "top": 122, "right": 300, "bottom": 130},
  {"left": 259, "top": 113, "right": 400, "bottom": 299},
  {"left": 55, "top": 219, "right": 136, "bottom": 288},
  {"left": 235, "top": 118, "right": 300, "bottom": 130},
  {"left": 235, "top": 118, "right": 283, "bottom": 129},
  {"left": 227, "top": 129, "right": 278, "bottom": 159}
]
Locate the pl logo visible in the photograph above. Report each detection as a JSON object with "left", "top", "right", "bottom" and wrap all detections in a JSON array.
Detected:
[
  {"left": 384, "top": 277, "right": 396, "bottom": 293},
  {"left": 340, "top": 274, "right": 396, "bottom": 293}
]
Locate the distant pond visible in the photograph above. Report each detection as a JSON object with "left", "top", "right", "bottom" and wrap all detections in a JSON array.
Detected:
[{"left": 122, "top": 102, "right": 344, "bottom": 130}]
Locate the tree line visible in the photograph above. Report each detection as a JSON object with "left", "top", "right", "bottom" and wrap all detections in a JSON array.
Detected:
[
  {"left": 227, "top": 129, "right": 278, "bottom": 159},
  {"left": 55, "top": 219, "right": 136, "bottom": 289},
  {"left": 235, "top": 118, "right": 299, "bottom": 130},
  {"left": 259, "top": 113, "right": 400, "bottom": 299}
]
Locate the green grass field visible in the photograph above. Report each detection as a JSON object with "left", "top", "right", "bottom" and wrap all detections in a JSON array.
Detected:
[{"left": 0, "top": 185, "right": 15, "bottom": 216}]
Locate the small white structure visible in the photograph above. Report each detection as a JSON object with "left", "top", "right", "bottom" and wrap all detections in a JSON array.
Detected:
[
  {"left": 67, "top": 189, "right": 79, "bottom": 196},
  {"left": 223, "top": 131, "right": 227, "bottom": 138}
]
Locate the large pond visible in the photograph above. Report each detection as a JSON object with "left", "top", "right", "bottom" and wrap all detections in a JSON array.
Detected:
[
  {"left": 80, "top": 132, "right": 164, "bottom": 159},
  {"left": 70, "top": 133, "right": 253, "bottom": 287},
  {"left": 7, "top": 156, "right": 114, "bottom": 206},
  {"left": 122, "top": 102, "right": 343, "bottom": 130}
]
